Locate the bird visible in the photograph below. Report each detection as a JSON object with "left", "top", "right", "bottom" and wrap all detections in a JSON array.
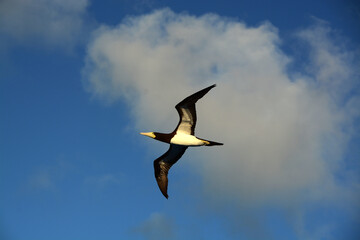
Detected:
[{"left": 140, "top": 84, "right": 223, "bottom": 198}]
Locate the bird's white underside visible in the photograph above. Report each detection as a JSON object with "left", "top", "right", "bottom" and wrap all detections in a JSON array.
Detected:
[{"left": 170, "top": 133, "right": 207, "bottom": 146}]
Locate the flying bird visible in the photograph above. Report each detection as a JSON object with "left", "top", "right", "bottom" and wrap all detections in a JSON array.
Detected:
[{"left": 140, "top": 84, "right": 223, "bottom": 198}]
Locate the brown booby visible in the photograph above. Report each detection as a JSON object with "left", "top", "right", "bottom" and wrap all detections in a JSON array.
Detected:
[{"left": 140, "top": 84, "right": 223, "bottom": 199}]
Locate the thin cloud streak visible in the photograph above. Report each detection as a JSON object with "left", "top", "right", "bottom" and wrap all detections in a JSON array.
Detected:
[
  {"left": 84, "top": 173, "right": 122, "bottom": 189},
  {"left": 26, "top": 160, "right": 73, "bottom": 192},
  {"left": 0, "top": 0, "right": 89, "bottom": 48},
  {"left": 83, "top": 9, "right": 360, "bottom": 239},
  {"left": 132, "top": 212, "right": 176, "bottom": 240}
]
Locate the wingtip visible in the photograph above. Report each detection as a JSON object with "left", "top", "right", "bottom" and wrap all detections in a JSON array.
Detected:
[
  {"left": 162, "top": 191, "right": 169, "bottom": 199},
  {"left": 202, "top": 84, "right": 216, "bottom": 93}
]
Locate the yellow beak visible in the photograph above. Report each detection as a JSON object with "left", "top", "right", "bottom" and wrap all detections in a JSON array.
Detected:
[{"left": 140, "top": 132, "right": 156, "bottom": 138}]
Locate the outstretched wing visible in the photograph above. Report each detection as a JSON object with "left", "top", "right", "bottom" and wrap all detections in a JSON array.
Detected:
[
  {"left": 174, "top": 84, "right": 216, "bottom": 135},
  {"left": 153, "top": 144, "right": 188, "bottom": 199}
]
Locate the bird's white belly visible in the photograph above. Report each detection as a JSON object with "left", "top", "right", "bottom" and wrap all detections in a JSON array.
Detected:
[{"left": 170, "top": 134, "right": 206, "bottom": 146}]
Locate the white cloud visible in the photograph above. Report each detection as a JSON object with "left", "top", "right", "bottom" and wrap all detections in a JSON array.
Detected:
[
  {"left": 296, "top": 18, "right": 360, "bottom": 102},
  {"left": 0, "top": 0, "right": 89, "bottom": 48},
  {"left": 82, "top": 9, "right": 360, "bottom": 239}
]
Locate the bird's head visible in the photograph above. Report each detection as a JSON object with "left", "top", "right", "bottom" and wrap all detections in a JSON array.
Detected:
[{"left": 140, "top": 132, "right": 156, "bottom": 139}]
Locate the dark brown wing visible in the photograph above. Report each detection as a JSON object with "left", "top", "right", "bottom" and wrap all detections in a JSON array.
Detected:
[
  {"left": 153, "top": 144, "right": 188, "bottom": 199},
  {"left": 174, "top": 84, "right": 216, "bottom": 135}
]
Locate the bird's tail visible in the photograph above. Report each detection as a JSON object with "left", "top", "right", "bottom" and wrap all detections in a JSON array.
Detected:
[
  {"left": 199, "top": 138, "right": 224, "bottom": 146},
  {"left": 206, "top": 140, "right": 224, "bottom": 146}
]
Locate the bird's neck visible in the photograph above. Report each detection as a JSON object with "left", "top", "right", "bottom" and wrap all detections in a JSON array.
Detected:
[{"left": 154, "top": 132, "right": 174, "bottom": 144}]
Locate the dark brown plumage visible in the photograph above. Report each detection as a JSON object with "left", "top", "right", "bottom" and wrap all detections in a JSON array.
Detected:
[{"left": 153, "top": 144, "right": 187, "bottom": 198}]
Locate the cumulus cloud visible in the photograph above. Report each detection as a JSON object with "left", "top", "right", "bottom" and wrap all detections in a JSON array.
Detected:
[
  {"left": 82, "top": 9, "right": 360, "bottom": 239},
  {"left": 0, "top": 0, "right": 89, "bottom": 48}
]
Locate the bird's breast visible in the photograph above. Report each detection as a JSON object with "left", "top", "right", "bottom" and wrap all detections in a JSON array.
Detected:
[{"left": 170, "top": 133, "right": 206, "bottom": 146}]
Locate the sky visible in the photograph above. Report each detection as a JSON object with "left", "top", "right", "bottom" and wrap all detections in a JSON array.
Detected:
[{"left": 1, "top": 0, "right": 360, "bottom": 240}]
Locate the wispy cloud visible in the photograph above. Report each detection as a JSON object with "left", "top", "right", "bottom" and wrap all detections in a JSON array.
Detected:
[
  {"left": 84, "top": 173, "right": 122, "bottom": 189},
  {"left": 82, "top": 9, "right": 360, "bottom": 239},
  {"left": 28, "top": 169, "right": 55, "bottom": 191},
  {"left": 132, "top": 212, "right": 176, "bottom": 240},
  {"left": 0, "top": 0, "right": 89, "bottom": 49},
  {"left": 133, "top": 0, "right": 160, "bottom": 13},
  {"left": 296, "top": 17, "right": 360, "bottom": 102},
  {"left": 27, "top": 160, "right": 73, "bottom": 192}
]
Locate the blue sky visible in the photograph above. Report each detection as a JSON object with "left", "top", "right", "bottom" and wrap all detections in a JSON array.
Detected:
[{"left": 1, "top": 0, "right": 359, "bottom": 240}]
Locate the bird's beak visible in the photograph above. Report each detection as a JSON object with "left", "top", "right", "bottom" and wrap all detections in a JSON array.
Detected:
[{"left": 140, "top": 132, "right": 156, "bottom": 138}]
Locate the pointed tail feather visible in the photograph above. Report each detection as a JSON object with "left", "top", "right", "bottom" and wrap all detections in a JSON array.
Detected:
[
  {"left": 199, "top": 138, "right": 223, "bottom": 146},
  {"left": 206, "top": 140, "right": 223, "bottom": 146}
]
